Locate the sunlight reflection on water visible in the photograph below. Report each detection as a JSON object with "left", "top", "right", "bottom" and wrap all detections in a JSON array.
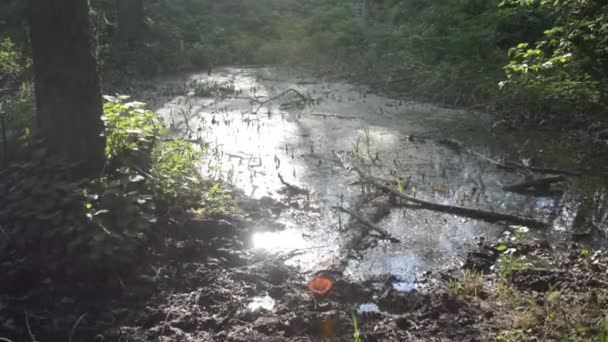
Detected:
[
  {"left": 247, "top": 295, "right": 275, "bottom": 311},
  {"left": 251, "top": 228, "right": 311, "bottom": 252},
  {"left": 151, "top": 66, "right": 607, "bottom": 281}
]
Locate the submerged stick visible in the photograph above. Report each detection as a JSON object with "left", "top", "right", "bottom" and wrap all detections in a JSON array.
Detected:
[
  {"left": 334, "top": 206, "right": 400, "bottom": 243},
  {"left": 254, "top": 88, "right": 310, "bottom": 113},
  {"left": 438, "top": 138, "right": 582, "bottom": 177},
  {"left": 307, "top": 113, "right": 359, "bottom": 120},
  {"left": 503, "top": 176, "right": 566, "bottom": 193},
  {"left": 69, "top": 313, "right": 87, "bottom": 342},
  {"left": 355, "top": 169, "right": 550, "bottom": 229},
  {"left": 277, "top": 173, "right": 309, "bottom": 195}
]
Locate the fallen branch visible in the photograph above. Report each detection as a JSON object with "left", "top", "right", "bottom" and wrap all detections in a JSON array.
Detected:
[
  {"left": 24, "top": 310, "right": 37, "bottom": 342},
  {"left": 525, "top": 166, "right": 582, "bottom": 177},
  {"left": 503, "top": 176, "right": 566, "bottom": 193},
  {"left": 69, "top": 313, "right": 87, "bottom": 342},
  {"left": 355, "top": 169, "right": 550, "bottom": 229},
  {"left": 334, "top": 206, "right": 400, "bottom": 243},
  {"left": 307, "top": 113, "right": 359, "bottom": 120},
  {"left": 254, "top": 88, "right": 310, "bottom": 113},
  {"left": 438, "top": 139, "right": 582, "bottom": 176},
  {"left": 438, "top": 139, "right": 525, "bottom": 172},
  {"left": 277, "top": 173, "right": 309, "bottom": 195}
]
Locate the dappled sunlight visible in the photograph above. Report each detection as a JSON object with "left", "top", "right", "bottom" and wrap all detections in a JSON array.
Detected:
[
  {"left": 252, "top": 228, "right": 311, "bottom": 252},
  {"left": 5, "top": 0, "right": 608, "bottom": 340},
  {"left": 155, "top": 66, "right": 608, "bottom": 282}
]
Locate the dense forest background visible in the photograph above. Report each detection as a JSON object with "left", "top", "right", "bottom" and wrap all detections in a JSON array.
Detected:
[{"left": 2, "top": 0, "right": 607, "bottom": 123}]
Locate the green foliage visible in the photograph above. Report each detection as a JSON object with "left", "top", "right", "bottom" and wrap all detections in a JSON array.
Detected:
[
  {"left": 498, "top": 252, "right": 529, "bottom": 279},
  {"left": 5, "top": 0, "right": 608, "bottom": 117},
  {"left": 0, "top": 38, "right": 22, "bottom": 79},
  {"left": 0, "top": 95, "right": 234, "bottom": 273},
  {"left": 102, "top": 95, "right": 164, "bottom": 164},
  {"left": 271, "top": 0, "right": 506, "bottom": 106},
  {"left": 0, "top": 37, "right": 33, "bottom": 152},
  {"left": 152, "top": 140, "right": 203, "bottom": 208},
  {"left": 1, "top": 84, "right": 35, "bottom": 138},
  {"left": 500, "top": 0, "right": 608, "bottom": 112},
  {"left": 196, "top": 183, "right": 235, "bottom": 217},
  {"left": 352, "top": 313, "right": 361, "bottom": 342},
  {"left": 449, "top": 269, "right": 484, "bottom": 297},
  {"left": 599, "top": 321, "right": 608, "bottom": 342}
]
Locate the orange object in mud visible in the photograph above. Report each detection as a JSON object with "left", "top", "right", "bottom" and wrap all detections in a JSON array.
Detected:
[{"left": 309, "top": 277, "right": 333, "bottom": 295}]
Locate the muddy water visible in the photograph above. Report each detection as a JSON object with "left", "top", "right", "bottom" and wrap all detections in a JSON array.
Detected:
[{"left": 152, "top": 66, "right": 607, "bottom": 283}]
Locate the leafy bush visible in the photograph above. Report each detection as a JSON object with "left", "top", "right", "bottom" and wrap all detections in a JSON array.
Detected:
[
  {"left": 102, "top": 95, "right": 164, "bottom": 169},
  {"left": 0, "top": 37, "right": 33, "bottom": 136},
  {"left": 500, "top": 0, "right": 608, "bottom": 113},
  {"left": 0, "top": 96, "right": 234, "bottom": 275},
  {"left": 0, "top": 38, "right": 22, "bottom": 79}
]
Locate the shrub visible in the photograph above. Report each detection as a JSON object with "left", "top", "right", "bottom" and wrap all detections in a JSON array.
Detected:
[{"left": 0, "top": 96, "right": 224, "bottom": 276}]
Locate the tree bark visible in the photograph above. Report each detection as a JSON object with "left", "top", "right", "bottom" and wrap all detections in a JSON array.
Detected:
[
  {"left": 29, "top": 0, "right": 105, "bottom": 177},
  {"left": 117, "top": 0, "right": 144, "bottom": 46}
]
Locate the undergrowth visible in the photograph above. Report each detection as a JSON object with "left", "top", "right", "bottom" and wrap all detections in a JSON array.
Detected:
[
  {"left": 0, "top": 95, "right": 236, "bottom": 280},
  {"left": 492, "top": 246, "right": 608, "bottom": 341}
]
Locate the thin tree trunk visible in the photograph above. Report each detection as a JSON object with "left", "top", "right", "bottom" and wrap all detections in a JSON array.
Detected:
[{"left": 29, "top": 0, "right": 105, "bottom": 177}]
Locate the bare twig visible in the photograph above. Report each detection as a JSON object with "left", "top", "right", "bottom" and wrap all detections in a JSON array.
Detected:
[
  {"left": 306, "top": 113, "right": 359, "bottom": 120},
  {"left": 334, "top": 206, "right": 400, "bottom": 243},
  {"left": 277, "top": 173, "right": 309, "bottom": 195},
  {"left": 24, "top": 311, "right": 37, "bottom": 342},
  {"left": 438, "top": 138, "right": 582, "bottom": 177},
  {"left": 253, "top": 89, "right": 310, "bottom": 113},
  {"left": 503, "top": 176, "right": 566, "bottom": 193},
  {"left": 69, "top": 313, "right": 87, "bottom": 342}
]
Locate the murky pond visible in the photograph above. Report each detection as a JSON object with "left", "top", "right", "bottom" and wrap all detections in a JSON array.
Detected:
[{"left": 151, "top": 66, "right": 608, "bottom": 282}]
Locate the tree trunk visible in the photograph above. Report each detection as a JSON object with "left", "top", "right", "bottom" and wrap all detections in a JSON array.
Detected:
[
  {"left": 117, "top": 0, "right": 144, "bottom": 46},
  {"left": 29, "top": 0, "right": 105, "bottom": 177}
]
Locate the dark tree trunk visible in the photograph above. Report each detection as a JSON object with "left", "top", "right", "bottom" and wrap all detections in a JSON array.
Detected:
[
  {"left": 117, "top": 0, "right": 144, "bottom": 46},
  {"left": 29, "top": 0, "right": 105, "bottom": 177}
]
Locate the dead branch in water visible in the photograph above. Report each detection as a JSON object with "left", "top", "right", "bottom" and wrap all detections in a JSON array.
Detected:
[
  {"left": 277, "top": 173, "right": 309, "bottom": 195},
  {"left": 438, "top": 139, "right": 582, "bottom": 177},
  {"left": 334, "top": 206, "right": 400, "bottom": 243},
  {"left": 354, "top": 168, "right": 550, "bottom": 229},
  {"left": 307, "top": 113, "right": 359, "bottom": 120},
  {"left": 254, "top": 88, "right": 310, "bottom": 113},
  {"left": 503, "top": 176, "right": 566, "bottom": 194}
]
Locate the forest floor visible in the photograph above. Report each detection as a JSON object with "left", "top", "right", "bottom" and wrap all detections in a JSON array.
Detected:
[{"left": 1, "top": 188, "right": 607, "bottom": 342}]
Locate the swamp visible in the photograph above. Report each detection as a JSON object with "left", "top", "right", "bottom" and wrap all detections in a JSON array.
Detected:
[{"left": 1, "top": 0, "right": 608, "bottom": 341}]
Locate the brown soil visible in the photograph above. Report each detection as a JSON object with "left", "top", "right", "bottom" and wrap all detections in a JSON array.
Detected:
[{"left": 1, "top": 195, "right": 607, "bottom": 342}]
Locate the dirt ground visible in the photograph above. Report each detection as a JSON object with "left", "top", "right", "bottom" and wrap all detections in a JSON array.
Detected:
[{"left": 1, "top": 192, "right": 607, "bottom": 342}]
